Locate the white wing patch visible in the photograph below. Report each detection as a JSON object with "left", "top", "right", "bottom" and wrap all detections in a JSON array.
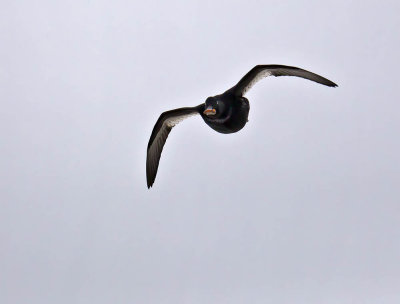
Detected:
[
  {"left": 242, "top": 69, "right": 272, "bottom": 96},
  {"left": 165, "top": 112, "right": 198, "bottom": 128},
  {"left": 149, "top": 112, "right": 198, "bottom": 152}
]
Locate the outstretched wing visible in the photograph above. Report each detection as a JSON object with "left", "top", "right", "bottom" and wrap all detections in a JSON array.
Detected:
[
  {"left": 230, "top": 64, "right": 337, "bottom": 96},
  {"left": 146, "top": 105, "right": 203, "bottom": 188}
]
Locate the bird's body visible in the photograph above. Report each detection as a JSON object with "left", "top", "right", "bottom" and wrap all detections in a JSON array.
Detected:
[
  {"left": 200, "top": 93, "right": 250, "bottom": 134},
  {"left": 146, "top": 64, "right": 337, "bottom": 188}
]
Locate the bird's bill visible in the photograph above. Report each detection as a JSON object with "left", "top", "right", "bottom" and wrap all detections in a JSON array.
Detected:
[{"left": 203, "top": 106, "right": 216, "bottom": 116}]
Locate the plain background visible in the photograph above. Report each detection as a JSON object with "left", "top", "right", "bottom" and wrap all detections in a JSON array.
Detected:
[{"left": 1, "top": 1, "right": 399, "bottom": 303}]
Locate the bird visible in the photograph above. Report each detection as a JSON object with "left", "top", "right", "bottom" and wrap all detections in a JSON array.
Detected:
[{"left": 146, "top": 64, "right": 337, "bottom": 188}]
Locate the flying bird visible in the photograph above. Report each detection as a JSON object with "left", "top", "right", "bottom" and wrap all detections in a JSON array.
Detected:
[{"left": 146, "top": 64, "right": 337, "bottom": 188}]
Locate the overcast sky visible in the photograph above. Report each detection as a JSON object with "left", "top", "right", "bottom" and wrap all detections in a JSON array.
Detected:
[{"left": 1, "top": 1, "right": 400, "bottom": 303}]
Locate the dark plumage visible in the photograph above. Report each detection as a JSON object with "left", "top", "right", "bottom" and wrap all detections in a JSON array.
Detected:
[{"left": 146, "top": 64, "right": 337, "bottom": 188}]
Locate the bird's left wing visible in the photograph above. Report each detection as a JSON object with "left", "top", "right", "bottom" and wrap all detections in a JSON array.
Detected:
[
  {"left": 228, "top": 64, "right": 337, "bottom": 96},
  {"left": 146, "top": 105, "right": 203, "bottom": 188}
]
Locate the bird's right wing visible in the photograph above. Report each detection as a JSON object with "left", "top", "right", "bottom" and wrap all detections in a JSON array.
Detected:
[
  {"left": 146, "top": 105, "right": 203, "bottom": 188},
  {"left": 229, "top": 64, "right": 337, "bottom": 96}
]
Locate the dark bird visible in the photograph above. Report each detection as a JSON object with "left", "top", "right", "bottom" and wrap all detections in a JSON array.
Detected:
[{"left": 146, "top": 64, "right": 337, "bottom": 188}]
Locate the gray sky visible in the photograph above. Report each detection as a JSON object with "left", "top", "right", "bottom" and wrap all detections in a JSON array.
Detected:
[{"left": 1, "top": 1, "right": 400, "bottom": 303}]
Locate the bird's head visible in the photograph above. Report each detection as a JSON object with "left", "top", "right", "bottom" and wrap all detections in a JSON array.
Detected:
[{"left": 203, "top": 97, "right": 225, "bottom": 118}]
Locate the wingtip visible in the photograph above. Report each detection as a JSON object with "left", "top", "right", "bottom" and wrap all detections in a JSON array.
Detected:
[
  {"left": 327, "top": 81, "right": 338, "bottom": 88},
  {"left": 147, "top": 176, "right": 155, "bottom": 189}
]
